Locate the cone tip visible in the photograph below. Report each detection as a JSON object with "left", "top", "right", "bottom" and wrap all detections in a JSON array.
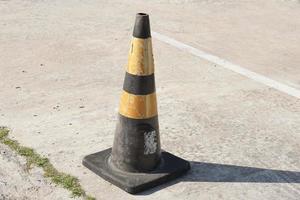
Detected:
[
  {"left": 137, "top": 13, "right": 148, "bottom": 16},
  {"left": 133, "top": 13, "right": 151, "bottom": 39}
]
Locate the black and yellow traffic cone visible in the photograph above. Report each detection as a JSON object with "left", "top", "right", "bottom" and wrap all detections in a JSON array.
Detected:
[{"left": 83, "top": 13, "right": 190, "bottom": 194}]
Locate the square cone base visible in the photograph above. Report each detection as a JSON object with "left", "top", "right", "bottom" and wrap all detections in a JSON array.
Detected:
[{"left": 82, "top": 148, "right": 190, "bottom": 194}]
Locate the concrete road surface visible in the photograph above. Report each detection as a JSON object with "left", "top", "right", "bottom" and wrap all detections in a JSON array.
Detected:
[{"left": 0, "top": 0, "right": 300, "bottom": 199}]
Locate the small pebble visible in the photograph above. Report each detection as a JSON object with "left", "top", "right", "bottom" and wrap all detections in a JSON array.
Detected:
[{"left": 53, "top": 105, "right": 60, "bottom": 109}]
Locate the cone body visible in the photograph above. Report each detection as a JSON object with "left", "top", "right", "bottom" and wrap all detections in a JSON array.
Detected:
[
  {"left": 82, "top": 14, "right": 190, "bottom": 194},
  {"left": 110, "top": 14, "right": 161, "bottom": 172}
]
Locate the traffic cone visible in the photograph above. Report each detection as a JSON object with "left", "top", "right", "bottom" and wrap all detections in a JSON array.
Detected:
[{"left": 83, "top": 13, "right": 190, "bottom": 194}]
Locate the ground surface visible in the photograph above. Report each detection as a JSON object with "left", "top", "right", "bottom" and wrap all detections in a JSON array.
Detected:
[
  {"left": 0, "top": 143, "right": 79, "bottom": 200},
  {"left": 0, "top": 0, "right": 300, "bottom": 199}
]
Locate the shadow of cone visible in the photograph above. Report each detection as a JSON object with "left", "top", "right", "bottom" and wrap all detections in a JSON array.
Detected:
[{"left": 82, "top": 13, "right": 190, "bottom": 194}]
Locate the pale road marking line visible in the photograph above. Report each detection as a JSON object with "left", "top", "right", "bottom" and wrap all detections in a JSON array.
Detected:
[{"left": 152, "top": 31, "right": 300, "bottom": 99}]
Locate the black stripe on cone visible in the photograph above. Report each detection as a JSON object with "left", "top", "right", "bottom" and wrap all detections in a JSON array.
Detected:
[
  {"left": 123, "top": 72, "right": 155, "bottom": 95},
  {"left": 82, "top": 13, "right": 190, "bottom": 194},
  {"left": 133, "top": 13, "right": 151, "bottom": 39},
  {"left": 110, "top": 114, "right": 160, "bottom": 172}
]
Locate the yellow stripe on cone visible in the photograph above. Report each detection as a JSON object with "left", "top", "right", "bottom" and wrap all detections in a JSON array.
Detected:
[
  {"left": 127, "top": 37, "right": 154, "bottom": 76},
  {"left": 119, "top": 91, "right": 157, "bottom": 119}
]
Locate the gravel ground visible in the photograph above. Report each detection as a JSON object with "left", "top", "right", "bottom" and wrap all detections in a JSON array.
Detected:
[
  {"left": 0, "top": 143, "right": 79, "bottom": 200},
  {"left": 0, "top": 0, "right": 300, "bottom": 199}
]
